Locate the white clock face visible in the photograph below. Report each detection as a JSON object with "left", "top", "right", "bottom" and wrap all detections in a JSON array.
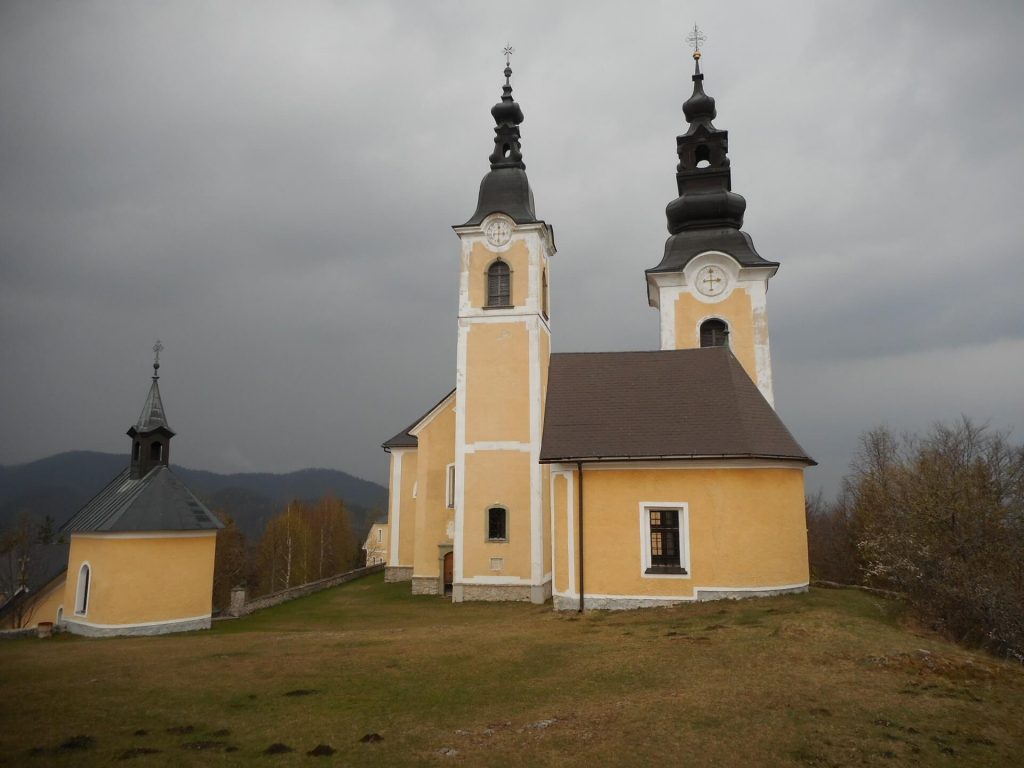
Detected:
[
  {"left": 695, "top": 265, "right": 728, "bottom": 297},
  {"left": 484, "top": 218, "right": 512, "bottom": 247}
]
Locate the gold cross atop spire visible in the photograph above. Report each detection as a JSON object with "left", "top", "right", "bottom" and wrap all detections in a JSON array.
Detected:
[
  {"left": 686, "top": 24, "right": 706, "bottom": 60},
  {"left": 152, "top": 339, "right": 164, "bottom": 377},
  {"left": 503, "top": 44, "right": 515, "bottom": 66}
]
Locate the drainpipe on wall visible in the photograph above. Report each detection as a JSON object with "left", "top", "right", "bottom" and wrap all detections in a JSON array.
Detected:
[{"left": 576, "top": 461, "right": 584, "bottom": 613}]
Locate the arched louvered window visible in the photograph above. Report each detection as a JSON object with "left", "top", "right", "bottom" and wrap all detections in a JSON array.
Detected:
[
  {"left": 486, "top": 260, "right": 511, "bottom": 307},
  {"left": 700, "top": 318, "right": 729, "bottom": 348}
]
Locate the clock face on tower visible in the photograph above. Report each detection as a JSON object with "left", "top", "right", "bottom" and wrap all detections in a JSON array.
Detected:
[
  {"left": 695, "top": 265, "right": 728, "bottom": 298},
  {"left": 484, "top": 218, "right": 512, "bottom": 247}
]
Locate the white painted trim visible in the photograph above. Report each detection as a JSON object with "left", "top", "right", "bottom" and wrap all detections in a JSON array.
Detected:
[
  {"left": 748, "top": 276, "right": 775, "bottom": 407},
  {"left": 565, "top": 469, "right": 576, "bottom": 597},
  {"left": 387, "top": 449, "right": 406, "bottom": 565},
  {"left": 407, "top": 392, "right": 456, "bottom": 438},
  {"left": 72, "top": 531, "right": 217, "bottom": 540},
  {"left": 64, "top": 613, "right": 213, "bottom": 630},
  {"left": 464, "top": 441, "right": 532, "bottom": 453},
  {"left": 638, "top": 502, "right": 692, "bottom": 580},
  {"left": 445, "top": 462, "right": 456, "bottom": 508},
  {"left": 454, "top": 320, "right": 469, "bottom": 585},
  {"left": 529, "top": 315, "right": 543, "bottom": 587}
]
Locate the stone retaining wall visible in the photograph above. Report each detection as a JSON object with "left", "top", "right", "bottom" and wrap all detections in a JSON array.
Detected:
[{"left": 227, "top": 563, "right": 384, "bottom": 618}]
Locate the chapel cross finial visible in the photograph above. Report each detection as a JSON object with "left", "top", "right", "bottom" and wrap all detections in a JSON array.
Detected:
[
  {"left": 152, "top": 339, "right": 164, "bottom": 378},
  {"left": 503, "top": 44, "right": 515, "bottom": 67},
  {"left": 686, "top": 24, "right": 707, "bottom": 60}
]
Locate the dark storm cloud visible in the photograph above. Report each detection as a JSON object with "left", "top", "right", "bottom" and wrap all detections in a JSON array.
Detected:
[{"left": 1, "top": 0, "right": 1022, "bottom": 498}]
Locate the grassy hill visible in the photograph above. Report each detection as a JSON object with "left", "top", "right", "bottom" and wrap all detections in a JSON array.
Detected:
[{"left": 1, "top": 580, "right": 1022, "bottom": 766}]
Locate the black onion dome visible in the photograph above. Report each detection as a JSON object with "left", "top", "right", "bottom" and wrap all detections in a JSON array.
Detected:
[
  {"left": 646, "top": 52, "right": 776, "bottom": 275},
  {"left": 682, "top": 60, "right": 717, "bottom": 129},
  {"left": 461, "top": 61, "right": 538, "bottom": 226}
]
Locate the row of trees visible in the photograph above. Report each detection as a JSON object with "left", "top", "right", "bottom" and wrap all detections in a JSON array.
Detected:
[
  {"left": 214, "top": 495, "right": 360, "bottom": 610},
  {"left": 808, "top": 419, "right": 1024, "bottom": 661}
]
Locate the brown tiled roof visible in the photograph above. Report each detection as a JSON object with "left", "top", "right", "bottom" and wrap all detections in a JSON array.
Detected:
[
  {"left": 539, "top": 348, "right": 814, "bottom": 464},
  {"left": 381, "top": 388, "right": 456, "bottom": 450}
]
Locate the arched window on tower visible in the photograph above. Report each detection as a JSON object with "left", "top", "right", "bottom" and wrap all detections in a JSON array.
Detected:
[
  {"left": 150, "top": 441, "right": 163, "bottom": 462},
  {"left": 700, "top": 318, "right": 730, "bottom": 348},
  {"left": 487, "top": 260, "right": 511, "bottom": 307},
  {"left": 541, "top": 267, "right": 549, "bottom": 319}
]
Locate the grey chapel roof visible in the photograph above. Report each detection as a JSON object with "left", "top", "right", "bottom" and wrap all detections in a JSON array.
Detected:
[
  {"left": 540, "top": 347, "right": 814, "bottom": 464},
  {"left": 60, "top": 465, "right": 222, "bottom": 534}
]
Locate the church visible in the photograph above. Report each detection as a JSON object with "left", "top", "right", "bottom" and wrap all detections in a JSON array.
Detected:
[{"left": 382, "top": 46, "right": 814, "bottom": 610}]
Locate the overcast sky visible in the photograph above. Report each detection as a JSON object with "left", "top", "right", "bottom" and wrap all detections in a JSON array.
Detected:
[{"left": 1, "top": 1, "right": 1022, "bottom": 498}]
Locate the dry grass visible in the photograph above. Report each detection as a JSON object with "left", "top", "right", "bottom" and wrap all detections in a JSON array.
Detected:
[{"left": 1, "top": 576, "right": 1022, "bottom": 766}]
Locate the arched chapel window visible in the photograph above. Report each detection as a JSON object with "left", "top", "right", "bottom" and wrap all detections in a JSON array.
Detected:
[
  {"left": 75, "top": 563, "right": 90, "bottom": 615},
  {"left": 150, "top": 441, "right": 162, "bottom": 461},
  {"left": 486, "top": 261, "right": 511, "bottom": 307},
  {"left": 700, "top": 318, "right": 729, "bottom": 348}
]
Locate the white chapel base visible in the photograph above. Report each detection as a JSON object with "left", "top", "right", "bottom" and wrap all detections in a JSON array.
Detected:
[
  {"left": 63, "top": 614, "right": 212, "bottom": 637},
  {"left": 552, "top": 582, "right": 809, "bottom": 611}
]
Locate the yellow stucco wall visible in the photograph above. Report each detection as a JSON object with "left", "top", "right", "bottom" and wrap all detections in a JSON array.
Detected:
[
  {"left": 465, "top": 322, "right": 531, "bottom": 444},
  {"left": 64, "top": 533, "right": 216, "bottom": 626},
  {"left": 674, "top": 289, "right": 758, "bottom": 384},
  {"left": 389, "top": 448, "right": 418, "bottom": 567},
  {"left": 462, "top": 451, "right": 533, "bottom": 579},
  {"left": 553, "top": 465, "right": 808, "bottom": 598},
  {"left": 412, "top": 401, "right": 456, "bottom": 578},
  {"left": 468, "top": 241, "right": 530, "bottom": 309}
]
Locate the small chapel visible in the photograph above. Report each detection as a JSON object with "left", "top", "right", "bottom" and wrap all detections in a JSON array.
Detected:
[
  {"left": 53, "top": 348, "right": 222, "bottom": 635},
  {"left": 382, "top": 45, "right": 814, "bottom": 610}
]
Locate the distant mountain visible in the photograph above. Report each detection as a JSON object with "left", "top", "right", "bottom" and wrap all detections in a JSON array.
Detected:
[{"left": 0, "top": 451, "right": 388, "bottom": 544}]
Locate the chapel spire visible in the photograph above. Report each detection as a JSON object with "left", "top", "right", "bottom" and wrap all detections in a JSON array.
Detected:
[
  {"left": 461, "top": 47, "right": 538, "bottom": 226},
  {"left": 127, "top": 341, "right": 175, "bottom": 479}
]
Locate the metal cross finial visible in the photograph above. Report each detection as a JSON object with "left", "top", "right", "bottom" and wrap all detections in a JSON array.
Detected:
[
  {"left": 503, "top": 44, "right": 514, "bottom": 66},
  {"left": 152, "top": 339, "right": 164, "bottom": 377},
  {"left": 686, "top": 24, "right": 707, "bottom": 55}
]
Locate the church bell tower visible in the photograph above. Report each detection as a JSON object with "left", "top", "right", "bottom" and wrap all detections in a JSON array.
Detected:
[
  {"left": 450, "top": 52, "right": 555, "bottom": 604},
  {"left": 645, "top": 39, "right": 780, "bottom": 405},
  {"left": 127, "top": 341, "right": 175, "bottom": 479}
]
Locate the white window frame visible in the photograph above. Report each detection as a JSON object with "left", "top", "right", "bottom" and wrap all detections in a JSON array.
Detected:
[
  {"left": 75, "top": 561, "right": 92, "bottom": 615},
  {"left": 638, "top": 502, "right": 691, "bottom": 579},
  {"left": 445, "top": 463, "right": 456, "bottom": 509}
]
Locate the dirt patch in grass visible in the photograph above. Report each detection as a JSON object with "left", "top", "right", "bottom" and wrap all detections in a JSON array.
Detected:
[
  {"left": 58, "top": 735, "right": 94, "bottom": 751},
  {"left": 263, "top": 742, "right": 293, "bottom": 754},
  {"left": 116, "top": 746, "right": 161, "bottom": 760}
]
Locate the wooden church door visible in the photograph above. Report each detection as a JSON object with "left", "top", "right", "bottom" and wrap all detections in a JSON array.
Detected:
[{"left": 443, "top": 552, "right": 454, "bottom": 593}]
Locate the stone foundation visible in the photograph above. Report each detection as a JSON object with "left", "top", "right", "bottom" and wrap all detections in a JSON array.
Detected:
[
  {"left": 385, "top": 566, "right": 413, "bottom": 583},
  {"left": 553, "top": 583, "right": 809, "bottom": 611},
  {"left": 64, "top": 615, "right": 212, "bottom": 637},
  {"left": 695, "top": 584, "right": 808, "bottom": 601},
  {"left": 411, "top": 576, "right": 440, "bottom": 595},
  {"left": 457, "top": 584, "right": 535, "bottom": 603}
]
